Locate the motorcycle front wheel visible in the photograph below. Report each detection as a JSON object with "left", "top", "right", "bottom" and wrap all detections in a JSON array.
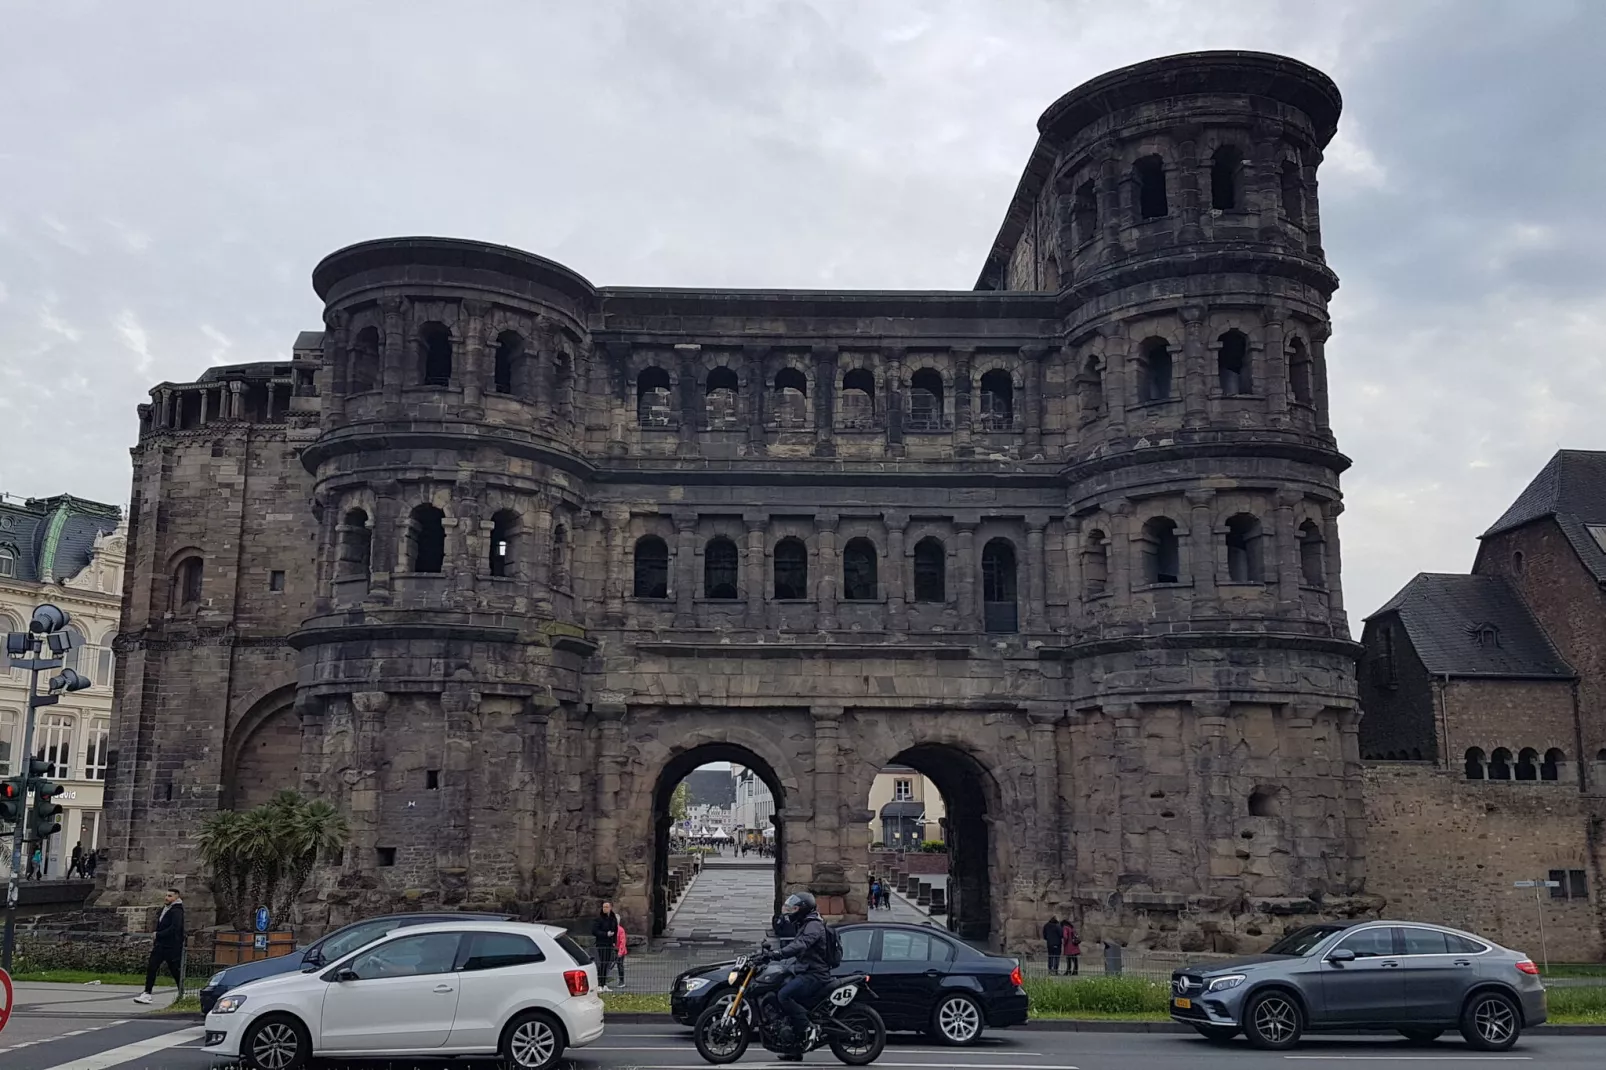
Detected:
[
  {"left": 827, "top": 1004, "right": 887, "bottom": 1065},
  {"left": 692, "top": 1003, "right": 752, "bottom": 1064}
]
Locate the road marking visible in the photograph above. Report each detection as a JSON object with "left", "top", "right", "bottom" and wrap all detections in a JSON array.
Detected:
[
  {"left": 593, "top": 1046, "right": 1041, "bottom": 1056},
  {"left": 1285, "top": 1058, "right": 1532, "bottom": 1062},
  {"left": 34, "top": 1025, "right": 204, "bottom": 1070},
  {"left": 0, "top": 1019, "right": 131, "bottom": 1055}
]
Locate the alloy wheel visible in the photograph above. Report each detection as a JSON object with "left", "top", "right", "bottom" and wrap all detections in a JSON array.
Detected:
[
  {"left": 1252, "top": 995, "right": 1299, "bottom": 1046},
  {"left": 938, "top": 996, "right": 982, "bottom": 1043},
  {"left": 249, "top": 1021, "right": 301, "bottom": 1070},
  {"left": 834, "top": 1009, "right": 877, "bottom": 1058},
  {"left": 699, "top": 1014, "right": 745, "bottom": 1059},
  {"left": 509, "top": 1018, "right": 558, "bottom": 1068},
  {"left": 1474, "top": 997, "right": 1516, "bottom": 1046}
]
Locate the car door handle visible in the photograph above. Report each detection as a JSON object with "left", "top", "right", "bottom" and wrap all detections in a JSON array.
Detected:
[
  {"left": 924, "top": 970, "right": 943, "bottom": 977},
  {"left": 1380, "top": 961, "right": 1399, "bottom": 968},
  {"left": 1454, "top": 960, "right": 1473, "bottom": 967},
  {"left": 434, "top": 984, "right": 455, "bottom": 993}
]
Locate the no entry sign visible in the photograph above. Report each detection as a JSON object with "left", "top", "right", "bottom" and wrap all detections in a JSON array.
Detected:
[{"left": 0, "top": 966, "right": 12, "bottom": 1035}]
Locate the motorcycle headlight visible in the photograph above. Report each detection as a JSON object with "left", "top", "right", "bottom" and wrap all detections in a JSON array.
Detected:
[
  {"left": 683, "top": 977, "right": 710, "bottom": 993},
  {"left": 207, "top": 972, "right": 226, "bottom": 988},
  {"left": 1207, "top": 974, "right": 1247, "bottom": 992},
  {"left": 728, "top": 970, "right": 741, "bottom": 985},
  {"left": 213, "top": 994, "right": 248, "bottom": 1014}
]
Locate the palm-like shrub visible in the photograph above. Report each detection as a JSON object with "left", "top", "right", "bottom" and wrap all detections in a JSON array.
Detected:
[{"left": 197, "top": 791, "right": 350, "bottom": 931}]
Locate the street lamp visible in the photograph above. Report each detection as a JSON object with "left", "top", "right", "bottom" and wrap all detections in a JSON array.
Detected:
[{"left": 1512, "top": 878, "right": 1560, "bottom": 973}]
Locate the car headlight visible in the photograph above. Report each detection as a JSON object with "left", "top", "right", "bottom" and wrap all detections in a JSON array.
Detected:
[
  {"left": 213, "top": 994, "right": 249, "bottom": 1014},
  {"left": 207, "top": 972, "right": 226, "bottom": 988},
  {"left": 683, "top": 977, "right": 710, "bottom": 993},
  {"left": 1206, "top": 974, "right": 1246, "bottom": 992}
]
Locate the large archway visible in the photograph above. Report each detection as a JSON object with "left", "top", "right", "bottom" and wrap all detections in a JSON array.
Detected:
[{"left": 649, "top": 742, "right": 786, "bottom": 938}]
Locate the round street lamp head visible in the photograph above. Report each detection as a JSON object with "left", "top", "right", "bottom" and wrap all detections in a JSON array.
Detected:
[
  {"left": 48, "top": 668, "right": 92, "bottom": 693},
  {"left": 29, "top": 604, "right": 69, "bottom": 635}
]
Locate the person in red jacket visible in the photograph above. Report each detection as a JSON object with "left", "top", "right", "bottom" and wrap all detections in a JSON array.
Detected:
[
  {"left": 613, "top": 918, "right": 629, "bottom": 987},
  {"left": 1062, "top": 919, "right": 1081, "bottom": 976}
]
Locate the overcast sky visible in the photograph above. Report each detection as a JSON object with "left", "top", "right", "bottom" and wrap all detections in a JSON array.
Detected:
[{"left": 3, "top": 0, "right": 1603, "bottom": 626}]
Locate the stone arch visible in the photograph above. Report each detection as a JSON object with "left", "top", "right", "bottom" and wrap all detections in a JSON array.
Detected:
[{"left": 223, "top": 683, "right": 301, "bottom": 810}]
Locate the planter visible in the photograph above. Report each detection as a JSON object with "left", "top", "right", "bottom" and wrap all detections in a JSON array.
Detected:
[{"left": 213, "top": 930, "right": 296, "bottom": 965}]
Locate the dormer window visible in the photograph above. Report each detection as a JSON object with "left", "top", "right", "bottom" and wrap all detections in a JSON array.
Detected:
[{"left": 1468, "top": 623, "right": 1501, "bottom": 648}]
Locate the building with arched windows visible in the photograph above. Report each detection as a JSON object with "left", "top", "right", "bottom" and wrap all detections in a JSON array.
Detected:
[
  {"left": 103, "top": 51, "right": 1379, "bottom": 952},
  {"left": 0, "top": 493, "right": 125, "bottom": 878}
]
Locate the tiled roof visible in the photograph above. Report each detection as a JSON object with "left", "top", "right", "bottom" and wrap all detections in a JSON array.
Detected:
[
  {"left": 1367, "top": 573, "right": 1573, "bottom": 678},
  {"left": 0, "top": 494, "right": 122, "bottom": 584},
  {"left": 1482, "top": 450, "right": 1606, "bottom": 584}
]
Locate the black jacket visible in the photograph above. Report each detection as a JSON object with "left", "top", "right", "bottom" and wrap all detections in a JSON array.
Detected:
[
  {"left": 772, "top": 913, "right": 831, "bottom": 977},
  {"left": 1042, "top": 919, "right": 1062, "bottom": 947},
  {"left": 591, "top": 912, "right": 619, "bottom": 945},
  {"left": 154, "top": 901, "right": 185, "bottom": 951}
]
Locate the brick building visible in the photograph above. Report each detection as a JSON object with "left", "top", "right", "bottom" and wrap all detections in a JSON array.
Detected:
[
  {"left": 1359, "top": 450, "right": 1606, "bottom": 959},
  {"left": 101, "top": 51, "right": 1370, "bottom": 953}
]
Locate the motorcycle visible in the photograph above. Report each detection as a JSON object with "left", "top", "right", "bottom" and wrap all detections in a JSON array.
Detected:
[{"left": 692, "top": 945, "right": 887, "bottom": 1065}]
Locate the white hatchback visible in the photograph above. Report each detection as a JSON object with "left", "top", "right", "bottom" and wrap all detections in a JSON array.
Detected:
[{"left": 202, "top": 920, "right": 604, "bottom": 1070}]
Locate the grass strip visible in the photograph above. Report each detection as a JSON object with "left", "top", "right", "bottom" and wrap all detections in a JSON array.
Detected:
[{"left": 11, "top": 969, "right": 184, "bottom": 987}]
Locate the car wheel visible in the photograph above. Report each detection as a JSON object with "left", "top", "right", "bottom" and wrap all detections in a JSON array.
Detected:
[
  {"left": 1397, "top": 1026, "right": 1443, "bottom": 1043},
  {"left": 502, "top": 1010, "right": 566, "bottom": 1070},
  {"left": 241, "top": 1015, "right": 309, "bottom": 1070},
  {"left": 1242, "top": 990, "right": 1303, "bottom": 1050},
  {"left": 931, "top": 993, "right": 985, "bottom": 1046},
  {"left": 1460, "top": 991, "right": 1521, "bottom": 1052},
  {"left": 1192, "top": 1024, "right": 1238, "bottom": 1043}
]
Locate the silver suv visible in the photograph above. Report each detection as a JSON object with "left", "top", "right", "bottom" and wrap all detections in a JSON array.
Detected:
[{"left": 1170, "top": 921, "right": 1545, "bottom": 1050}]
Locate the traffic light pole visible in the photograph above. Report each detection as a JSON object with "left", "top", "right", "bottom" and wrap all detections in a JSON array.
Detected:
[{"left": 2, "top": 631, "right": 59, "bottom": 973}]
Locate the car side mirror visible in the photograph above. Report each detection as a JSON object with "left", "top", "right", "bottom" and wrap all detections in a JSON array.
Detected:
[
  {"left": 1327, "top": 948, "right": 1356, "bottom": 963},
  {"left": 301, "top": 962, "right": 320, "bottom": 973},
  {"left": 334, "top": 968, "right": 359, "bottom": 982}
]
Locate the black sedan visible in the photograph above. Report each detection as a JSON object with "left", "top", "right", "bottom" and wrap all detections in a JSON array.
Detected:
[{"left": 671, "top": 921, "right": 1028, "bottom": 1046}]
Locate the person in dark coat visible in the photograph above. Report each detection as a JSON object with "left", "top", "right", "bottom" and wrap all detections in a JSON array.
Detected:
[
  {"left": 1042, "top": 915, "right": 1063, "bottom": 974},
  {"left": 133, "top": 889, "right": 185, "bottom": 1003},
  {"left": 765, "top": 892, "right": 832, "bottom": 1060},
  {"left": 591, "top": 901, "right": 620, "bottom": 992}
]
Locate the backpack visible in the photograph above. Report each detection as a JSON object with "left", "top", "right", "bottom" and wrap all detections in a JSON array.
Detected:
[{"left": 823, "top": 923, "right": 844, "bottom": 968}]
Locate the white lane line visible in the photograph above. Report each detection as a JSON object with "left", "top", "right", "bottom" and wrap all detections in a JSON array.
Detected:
[
  {"left": 0, "top": 1019, "right": 131, "bottom": 1056},
  {"left": 34, "top": 1026, "right": 205, "bottom": 1070},
  {"left": 1284, "top": 1058, "right": 1533, "bottom": 1062}
]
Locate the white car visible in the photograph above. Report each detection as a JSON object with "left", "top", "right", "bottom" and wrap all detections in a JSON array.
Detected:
[{"left": 202, "top": 919, "right": 604, "bottom": 1070}]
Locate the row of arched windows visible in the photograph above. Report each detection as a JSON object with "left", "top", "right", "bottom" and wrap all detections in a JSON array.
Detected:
[
  {"left": 334, "top": 506, "right": 571, "bottom": 585},
  {"left": 345, "top": 321, "right": 572, "bottom": 401},
  {"left": 1080, "top": 514, "right": 1327, "bottom": 590},
  {"left": 1464, "top": 747, "right": 1568, "bottom": 781}
]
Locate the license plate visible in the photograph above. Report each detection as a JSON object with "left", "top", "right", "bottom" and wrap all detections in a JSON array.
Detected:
[{"left": 1173, "top": 997, "right": 1192, "bottom": 1010}]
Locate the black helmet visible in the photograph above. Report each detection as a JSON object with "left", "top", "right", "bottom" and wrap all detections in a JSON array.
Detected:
[{"left": 783, "top": 891, "right": 816, "bottom": 917}]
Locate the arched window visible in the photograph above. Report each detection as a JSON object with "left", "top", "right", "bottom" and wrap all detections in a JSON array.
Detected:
[
  {"left": 1288, "top": 337, "right": 1314, "bottom": 405},
  {"left": 633, "top": 535, "right": 669, "bottom": 598},
  {"left": 1134, "top": 154, "right": 1168, "bottom": 218},
  {"left": 1083, "top": 529, "right": 1109, "bottom": 596},
  {"left": 1077, "top": 355, "right": 1104, "bottom": 417},
  {"left": 419, "top": 321, "right": 453, "bottom": 387},
  {"left": 1139, "top": 338, "right": 1172, "bottom": 402},
  {"left": 908, "top": 369, "right": 944, "bottom": 430},
  {"left": 1226, "top": 514, "right": 1265, "bottom": 583},
  {"left": 1300, "top": 520, "right": 1326, "bottom": 587},
  {"left": 840, "top": 368, "right": 875, "bottom": 429},
  {"left": 842, "top": 538, "right": 878, "bottom": 601},
  {"left": 1073, "top": 179, "right": 1098, "bottom": 245},
  {"left": 637, "top": 367, "right": 672, "bottom": 427},
  {"left": 174, "top": 556, "right": 204, "bottom": 607},
  {"left": 1280, "top": 160, "right": 1304, "bottom": 222},
  {"left": 1542, "top": 748, "right": 1565, "bottom": 782},
  {"left": 978, "top": 369, "right": 1014, "bottom": 429},
  {"left": 96, "top": 637, "right": 115, "bottom": 688},
  {"left": 1217, "top": 330, "right": 1251, "bottom": 395},
  {"left": 550, "top": 524, "right": 569, "bottom": 589},
  {"left": 1464, "top": 747, "right": 1486, "bottom": 780},
  {"left": 337, "top": 508, "right": 372, "bottom": 581},
  {"left": 981, "top": 539, "right": 1018, "bottom": 633},
  {"left": 62, "top": 624, "right": 88, "bottom": 675},
  {"left": 406, "top": 505, "right": 446, "bottom": 573},
  {"left": 1515, "top": 747, "right": 1539, "bottom": 781},
  {"left": 493, "top": 331, "right": 523, "bottom": 395},
  {"left": 488, "top": 509, "right": 518, "bottom": 578},
  {"left": 1488, "top": 747, "right": 1513, "bottom": 781},
  {"left": 704, "top": 537, "right": 739, "bottom": 599},
  {"left": 773, "top": 368, "right": 808, "bottom": 429},
  {"left": 350, "top": 326, "right": 380, "bottom": 394},
  {"left": 1042, "top": 254, "right": 1059, "bottom": 291},
  {"left": 1210, "top": 145, "right": 1244, "bottom": 211},
  {"left": 706, "top": 366, "right": 740, "bottom": 429},
  {"left": 1141, "top": 518, "right": 1180, "bottom": 585},
  {"left": 912, "top": 537, "right": 945, "bottom": 602},
  {"left": 773, "top": 537, "right": 808, "bottom": 599}
]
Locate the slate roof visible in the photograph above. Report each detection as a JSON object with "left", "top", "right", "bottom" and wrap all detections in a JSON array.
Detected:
[
  {"left": 1367, "top": 573, "right": 1574, "bottom": 678},
  {"left": 0, "top": 494, "right": 122, "bottom": 585},
  {"left": 1482, "top": 450, "right": 1606, "bottom": 584}
]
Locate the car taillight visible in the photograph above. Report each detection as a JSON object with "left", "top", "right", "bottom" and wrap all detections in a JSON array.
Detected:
[
  {"left": 1010, "top": 965, "right": 1023, "bottom": 988},
  {"left": 564, "top": 969, "right": 590, "bottom": 995},
  {"left": 1516, "top": 960, "right": 1540, "bottom": 975}
]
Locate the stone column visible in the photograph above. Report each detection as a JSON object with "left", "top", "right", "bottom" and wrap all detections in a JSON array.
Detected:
[
  {"left": 603, "top": 507, "right": 627, "bottom": 625},
  {"left": 1021, "top": 345, "right": 1046, "bottom": 457},
  {"left": 955, "top": 522, "right": 977, "bottom": 624},
  {"left": 1177, "top": 134, "right": 1205, "bottom": 243},
  {"left": 1102, "top": 325, "right": 1128, "bottom": 437},
  {"left": 380, "top": 296, "right": 406, "bottom": 413},
  {"left": 744, "top": 513, "right": 767, "bottom": 629},
  {"left": 1323, "top": 500, "right": 1348, "bottom": 634},
  {"left": 1274, "top": 489, "right": 1303, "bottom": 605},
  {"left": 228, "top": 381, "right": 244, "bottom": 419},
  {"left": 348, "top": 691, "right": 390, "bottom": 878},
  {"left": 816, "top": 514, "right": 839, "bottom": 631},
  {"left": 1108, "top": 500, "right": 1135, "bottom": 610},
  {"left": 885, "top": 347, "right": 905, "bottom": 457},
  {"left": 1303, "top": 149, "right": 1325, "bottom": 257},
  {"left": 1025, "top": 517, "right": 1048, "bottom": 632},
  {"left": 813, "top": 344, "right": 837, "bottom": 457},
  {"left": 674, "top": 512, "right": 697, "bottom": 627},
  {"left": 461, "top": 299, "right": 489, "bottom": 412},
  {"left": 1192, "top": 698, "right": 1231, "bottom": 880},
  {"left": 323, "top": 309, "right": 349, "bottom": 421},
  {"left": 198, "top": 389, "right": 210, "bottom": 426},
  {"left": 1311, "top": 322, "right": 1333, "bottom": 435},
  {"left": 1181, "top": 304, "right": 1208, "bottom": 428},
  {"left": 592, "top": 702, "right": 627, "bottom": 892},
  {"left": 531, "top": 499, "right": 553, "bottom": 587},
  {"left": 676, "top": 343, "right": 702, "bottom": 456},
  {"left": 368, "top": 480, "right": 400, "bottom": 602},
  {"left": 885, "top": 511, "right": 908, "bottom": 633},
  {"left": 745, "top": 344, "right": 768, "bottom": 453},
  {"left": 1027, "top": 705, "right": 1064, "bottom": 874},
  {"left": 439, "top": 685, "right": 478, "bottom": 877},
  {"left": 156, "top": 389, "right": 173, "bottom": 428},
  {"left": 604, "top": 340, "right": 632, "bottom": 456},
  {"left": 1185, "top": 490, "right": 1217, "bottom": 608},
  {"left": 1097, "top": 143, "right": 1124, "bottom": 264},
  {"left": 953, "top": 347, "right": 974, "bottom": 456},
  {"left": 1261, "top": 307, "right": 1289, "bottom": 426},
  {"left": 811, "top": 706, "right": 844, "bottom": 898},
  {"left": 1335, "top": 703, "right": 1366, "bottom": 889},
  {"left": 1063, "top": 517, "right": 1084, "bottom": 630}
]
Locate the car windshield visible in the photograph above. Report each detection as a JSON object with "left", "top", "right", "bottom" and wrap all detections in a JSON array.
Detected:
[
  {"left": 316, "top": 919, "right": 400, "bottom": 962},
  {"left": 1263, "top": 925, "right": 1348, "bottom": 957}
]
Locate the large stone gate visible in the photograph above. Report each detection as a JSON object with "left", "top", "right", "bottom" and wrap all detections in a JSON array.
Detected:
[{"left": 101, "top": 51, "right": 1369, "bottom": 951}]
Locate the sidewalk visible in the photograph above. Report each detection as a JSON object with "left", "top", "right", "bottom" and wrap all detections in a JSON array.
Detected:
[{"left": 11, "top": 981, "right": 181, "bottom": 1018}]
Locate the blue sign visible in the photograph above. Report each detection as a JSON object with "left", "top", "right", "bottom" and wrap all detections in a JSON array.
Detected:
[{"left": 255, "top": 907, "right": 270, "bottom": 933}]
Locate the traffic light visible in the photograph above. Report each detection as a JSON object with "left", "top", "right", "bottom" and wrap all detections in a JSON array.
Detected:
[
  {"left": 28, "top": 775, "right": 65, "bottom": 843},
  {"left": 0, "top": 777, "right": 23, "bottom": 827}
]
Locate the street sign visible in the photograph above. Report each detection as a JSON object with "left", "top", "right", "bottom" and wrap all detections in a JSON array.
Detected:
[
  {"left": 255, "top": 907, "right": 270, "bottom": 933},
  {"left": 253, "top": 934, "right": 268, "bottom": 952},
  {"left": 0, "top": 966, "right": 11, "bottom": 1035}
]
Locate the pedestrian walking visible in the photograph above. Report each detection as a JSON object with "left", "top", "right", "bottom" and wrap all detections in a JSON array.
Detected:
[
  {"left": 880, "top": 884, "right": 890, "bottom": 910},
  {"left": 1042, "top": 914, "right": 1063, "bottom": 974},
  {"left": 133, "top": 888, "right": 185, "bottom": 1003},
  {"left": 1062, "top": 919, "right": 1081, "bottom": 976},
  {"left": 26, "top": 845, "right": 42, "bottom": 880},
  {"left": 869, "top": 879, "right": 881, "bottom": 910},
  {"left": 591, "top": 901, "right": 620, "bottom": 993},
  {"left": 67, "top": 844, "right": 85, "bottom": 878},
  {"left": 86, "top": 848, "right": 99, "bottom": 878},
  {"left": 614, "top": 918, "right": 629, "bottom": 987}
]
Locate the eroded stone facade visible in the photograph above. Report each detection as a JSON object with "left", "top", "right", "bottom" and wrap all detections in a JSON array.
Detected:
[{"left": 101, "top": 51, "right": 1368, "bottom": 951}]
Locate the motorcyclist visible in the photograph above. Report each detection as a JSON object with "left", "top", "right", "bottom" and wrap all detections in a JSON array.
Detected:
[{"left": 760, "top": 891, "right": 831, "bottom": 1061}]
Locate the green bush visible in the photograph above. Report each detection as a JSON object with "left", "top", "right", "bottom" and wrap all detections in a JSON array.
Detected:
[
  {"left": 918, "top": 841, "right": 947, "bottom": 853},
  {"left": 1024, "top": 975, "right": 1170, "bottom": 1016},
  {"left": 14, "top": 938, "right": 213, "bottom": 982},
  {"left": 1547, "top": 985, "right": 1606, "bottom": 1023}
]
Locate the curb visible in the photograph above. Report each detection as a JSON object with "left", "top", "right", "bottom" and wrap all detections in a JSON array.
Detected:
[{"left": 599, "top": 1012, "right": 1606, "bottom": 1035}]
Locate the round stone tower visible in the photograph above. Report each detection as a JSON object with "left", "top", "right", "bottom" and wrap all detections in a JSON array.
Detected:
[{"left": 1043, "top": 53, "right": 1365, "bottom": 917}]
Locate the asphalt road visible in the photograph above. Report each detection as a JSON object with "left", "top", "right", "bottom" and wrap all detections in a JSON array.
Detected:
[{"left": 6, "top": 1020, "right": 1606, "bottom": 1070}]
